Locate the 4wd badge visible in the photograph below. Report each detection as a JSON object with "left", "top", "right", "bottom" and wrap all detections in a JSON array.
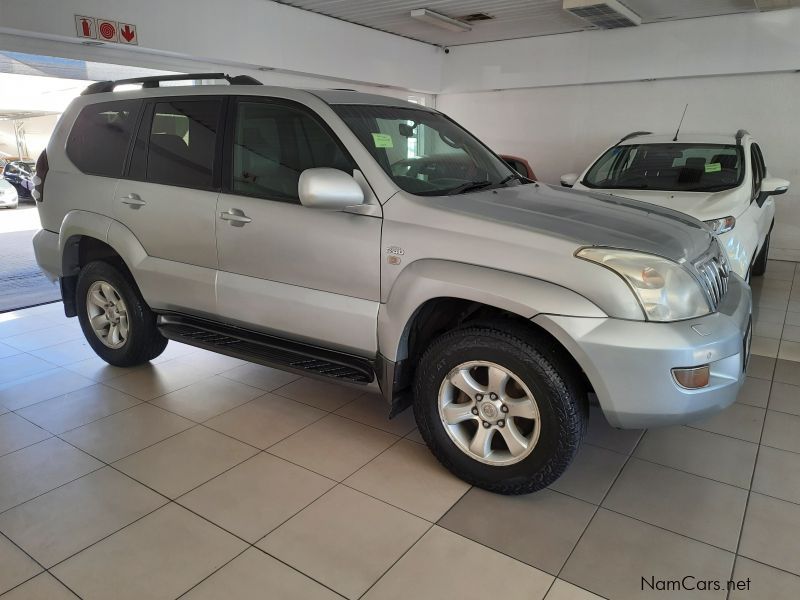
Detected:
[{"left": 386, "top": 246, "right": 404, "bottom": 256}]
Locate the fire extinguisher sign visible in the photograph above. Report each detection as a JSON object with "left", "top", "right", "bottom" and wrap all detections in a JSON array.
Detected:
[
  {"left": 75, "top": 15, "right": 138, "bottom": 45},
  {"left": 75, "top": 15, "right": 97, "bottom": 40}
]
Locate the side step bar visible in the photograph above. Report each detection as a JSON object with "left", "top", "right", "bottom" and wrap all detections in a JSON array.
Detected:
[{"left": 157, "top": 314, "right": 374, "bottom": 384}]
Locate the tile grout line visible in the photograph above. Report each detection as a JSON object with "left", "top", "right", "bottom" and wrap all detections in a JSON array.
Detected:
[
  {"left": 545, "top": 428, "right": 646, "bottom": 598},
  {"left": 724, "top": 261, "right": 797, "bottom": 599}
]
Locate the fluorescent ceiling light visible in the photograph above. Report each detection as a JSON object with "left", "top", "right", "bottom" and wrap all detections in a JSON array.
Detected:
[{"left": 410, "top": 9, "right": 472, "bottom": 32}]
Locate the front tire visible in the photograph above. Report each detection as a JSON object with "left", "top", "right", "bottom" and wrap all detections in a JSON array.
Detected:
[
  {"left": 750, "top": 233, "right": 770, "bottom": 277},
  {"left": 76, "top": 260, "right": 167, "bottom": 366},
  {"left": 413, "top": 323, "right": 588, "bottom": 495}
]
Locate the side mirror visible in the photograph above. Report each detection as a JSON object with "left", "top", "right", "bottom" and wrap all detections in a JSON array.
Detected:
[
  {"left": 761, "top": 176, "right": 790, "bottom": 197},
  {"left": 298, "top": 168, "right": 365, "bottom": 210},
  {"left": 560, "top": 173, "right": 579, "bottom": 188}
]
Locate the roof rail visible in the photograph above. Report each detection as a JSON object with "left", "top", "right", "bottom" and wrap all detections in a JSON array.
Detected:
[
  {"left": 616, "top": 131, "right": 652, "bottom": 145},
  {"left": 81, "top": 73, "right": 262, "bottom": 95},
  {"left": 735, "top": 129, "right": 749, "bottom": 146}
]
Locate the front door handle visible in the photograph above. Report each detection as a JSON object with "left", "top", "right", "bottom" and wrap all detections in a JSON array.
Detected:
[
  {"left": 219, "top": 208, "right": 252, "bottom": 227},
  {"left": 120, "top": 193, "right": 146, "bottom": 208}
]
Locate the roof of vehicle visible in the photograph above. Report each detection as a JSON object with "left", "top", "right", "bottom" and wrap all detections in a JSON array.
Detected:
[
  {"left": 306, "top": 89, "right": 432, "bottom": 110},
  {"left": 78, "top": 73, "right": 431, "bottom": 112},
  {"left": 618, "top": 133, "right": 751, "bottom": 146}
]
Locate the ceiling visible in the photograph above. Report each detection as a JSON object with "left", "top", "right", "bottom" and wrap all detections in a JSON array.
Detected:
[{"left": 273, "top": 0, "right": 791, "bottom": 46}]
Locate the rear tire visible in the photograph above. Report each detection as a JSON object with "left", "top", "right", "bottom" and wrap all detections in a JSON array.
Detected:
[
  {"left": 76, "top": 260, "right": 167, "bottom": 366},
  {"left": 413, "top": 323, "right": 587, "bottom": 495},
  {"left": 751, "top": 233, "right": 770, "bottom": 277}
]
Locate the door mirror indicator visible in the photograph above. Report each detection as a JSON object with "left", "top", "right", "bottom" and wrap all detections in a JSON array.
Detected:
[{"left": 298, "top": 168, "right": 365, "bottom": 210}]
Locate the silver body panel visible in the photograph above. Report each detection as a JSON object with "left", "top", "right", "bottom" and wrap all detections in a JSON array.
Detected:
[{"left": 34, "top": 84, "right": 752, "bottom": 429}]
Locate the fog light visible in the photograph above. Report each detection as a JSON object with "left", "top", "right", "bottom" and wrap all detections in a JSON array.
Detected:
[{"left": 672, "top": 366, "right": 710, "bottom": 389}]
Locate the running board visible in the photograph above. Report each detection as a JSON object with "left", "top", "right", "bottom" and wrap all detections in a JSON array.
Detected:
[{"left": 157, "top": 314, "right": 374, "bottom": 384}]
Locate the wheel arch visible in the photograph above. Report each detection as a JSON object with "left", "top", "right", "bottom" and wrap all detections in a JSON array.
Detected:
[
  {"left": 59, "top": 211, "right": 145, "bottom": 316},
  {"left": 377, "top": 260, "right": 603, "bottom": 409}
]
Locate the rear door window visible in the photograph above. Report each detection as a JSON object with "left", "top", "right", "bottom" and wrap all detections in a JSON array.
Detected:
[
  {"left": 145, "top": 100, "right": 223, "bottom": 189},
  {"left": 128, "top": 99, "right": 224, "bottom": 190},
  {"left": 66, "top": 100, "right": 141, "bottom": 177}
]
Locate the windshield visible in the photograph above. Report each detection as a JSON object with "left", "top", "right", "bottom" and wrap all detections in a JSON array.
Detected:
[
  {"left": 582, "top": 143, "right": 744, "bottom": 193},
  {"left": 332, "top": 104, "right": 522, "bottom": 196}
]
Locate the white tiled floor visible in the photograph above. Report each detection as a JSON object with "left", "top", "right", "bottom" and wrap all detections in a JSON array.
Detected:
[{"left": 0, "top": 260, "right": 799, "bottom": 599}]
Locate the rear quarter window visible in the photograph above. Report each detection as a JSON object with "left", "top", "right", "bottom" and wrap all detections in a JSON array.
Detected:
[{"left": 66, "top": 100, "right": 141, "bottom": 177}]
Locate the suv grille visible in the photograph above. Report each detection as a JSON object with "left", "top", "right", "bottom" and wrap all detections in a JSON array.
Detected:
[{"left": 693, "top": 241, "right": 730, "bottom": 310}]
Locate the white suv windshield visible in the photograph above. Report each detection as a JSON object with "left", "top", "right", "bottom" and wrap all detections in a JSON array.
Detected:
[
  {"left": 333, "top": 104, "right": 524, "bottom": 196},
  {"left": 583, "top": 143, "right": 744, "bottom": 193}
]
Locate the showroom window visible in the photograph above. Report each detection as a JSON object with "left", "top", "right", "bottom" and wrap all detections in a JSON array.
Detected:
[
  {"left": 66, "top": 100, "right": 141, "bottom": 177},
  {"left": 230, "top": 100, "right": 355, "bottom": 202},
  {"left": 139, "top": 100, "right": 223, "bottom": 190}
]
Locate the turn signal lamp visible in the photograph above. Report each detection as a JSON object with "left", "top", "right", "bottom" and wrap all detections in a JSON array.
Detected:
[{"left": 672, "top": 366, "right": 710, "bottom": 389}]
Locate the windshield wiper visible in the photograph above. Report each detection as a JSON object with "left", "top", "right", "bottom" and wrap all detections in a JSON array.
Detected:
[
  {"left": 498, "top": 173, "right": 526, "bottom": 186},
  {"left": 445, "top": 180, "right": 493, "bottom": 195}
]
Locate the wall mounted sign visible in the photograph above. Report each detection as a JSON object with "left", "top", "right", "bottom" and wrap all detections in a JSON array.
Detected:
[{"left": 75, "top": 15, "right": 138, "bottom": 45}]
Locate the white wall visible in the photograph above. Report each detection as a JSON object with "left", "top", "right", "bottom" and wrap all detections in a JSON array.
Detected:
[
  {"left": 441, "top": 9, "right": 800, "bottom": 93},
  {"left": 438, "top": 72, "right": 800, "bottom": 261},
  {"left": 0, "top": 0, "right": 443, "bottom": 93}
]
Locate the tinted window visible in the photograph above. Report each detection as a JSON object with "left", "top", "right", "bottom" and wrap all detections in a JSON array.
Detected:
[
  {"left": 139, "top": 100, "right": 222, "bottom": 189},
  {"left": 231, "top": 100, "right": 354, "bottom": 202},
  {"left": 67, "top": 100, "right": 140, "bottom": 177}
]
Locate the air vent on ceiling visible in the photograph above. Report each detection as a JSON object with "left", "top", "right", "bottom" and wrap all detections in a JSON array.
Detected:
[
  {"left": 460, "top": 13, "right": 495, "bottom": 22},
  {"left": 563, "top": 0, "right": 642, "bottom": 29}
]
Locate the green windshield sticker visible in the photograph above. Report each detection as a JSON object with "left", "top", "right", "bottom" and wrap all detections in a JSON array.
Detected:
[
  {"left": 705, "top": 162, "right": 722, "bottom": 173},
  {"left": 371, "top": 133, "right": 394, "bottom": 148}
]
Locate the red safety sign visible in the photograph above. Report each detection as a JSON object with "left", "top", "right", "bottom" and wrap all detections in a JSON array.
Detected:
[
  {"left": 97, "top": 20, "right": 118, "bottom": 42},
  {"left": 75, "top": 15, "right": 137, "bottom": 45},
  {"left": 119, "top": 23, "right": 138, "bottom": 45},
  {"left": 75, "top": 15, "right": 97, "bottom": 39}
]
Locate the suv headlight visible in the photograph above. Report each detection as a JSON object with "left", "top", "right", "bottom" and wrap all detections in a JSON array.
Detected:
[{"left": 577, "top": 248, "right": 711, "bottom": 322}]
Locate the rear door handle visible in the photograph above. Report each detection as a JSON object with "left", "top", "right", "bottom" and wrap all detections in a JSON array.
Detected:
[
  {"left": 120, "top": 193, "right": 146, "bottom": 208},
  {"left": 219, "top": 209, "right": 252, "bottom": 227}
]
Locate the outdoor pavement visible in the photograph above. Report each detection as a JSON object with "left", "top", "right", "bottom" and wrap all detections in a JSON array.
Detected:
[{"left": 0, "top": 203, "right": 59, "bottom": 312}]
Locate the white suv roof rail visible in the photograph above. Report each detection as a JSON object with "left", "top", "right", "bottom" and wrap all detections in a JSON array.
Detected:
[{"left": 81, "top": 73, "right": 262, "bottom": 95}]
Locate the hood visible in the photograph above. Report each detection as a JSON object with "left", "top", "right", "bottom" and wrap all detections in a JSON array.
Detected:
[
  {"left": 579, "top": 187, "right": 744, "bottom": 221},
  {"left": 433, "top": 183, "right": 713, "bottom": 263}
]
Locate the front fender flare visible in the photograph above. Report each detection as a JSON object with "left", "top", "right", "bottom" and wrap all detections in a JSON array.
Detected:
[{"left": 378, "top": 259, "right": 606, "bottom": 362}]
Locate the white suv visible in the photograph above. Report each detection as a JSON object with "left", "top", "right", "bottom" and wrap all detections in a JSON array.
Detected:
[{"left": 561, "top": 131, "right": 790, "bottom": 279}]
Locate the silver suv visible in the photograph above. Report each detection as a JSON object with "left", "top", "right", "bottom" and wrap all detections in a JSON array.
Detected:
[{"left": 32, "top": 73, "right": 752, "bottom": 494}]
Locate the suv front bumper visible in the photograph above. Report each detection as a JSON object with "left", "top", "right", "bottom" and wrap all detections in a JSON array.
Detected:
[{"left": 535, "top": 274, "right": 752, "bottom": 429}]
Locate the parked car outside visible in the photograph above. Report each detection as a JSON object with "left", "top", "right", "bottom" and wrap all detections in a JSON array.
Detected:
[
  {"left": 500, "top": 154, "right": 536, "bottom": 180},
  {"left": 0, "top": 178, "right": 19, "bottom": 209},
  {"left": 3, "top": 160, "right": 36, "bottom": 199},
  {"left": 33, "top": 75, "right": 752, "bottom": 494},
  {"left": 561, "top": 132, "right": 789, "bottom": 279}
]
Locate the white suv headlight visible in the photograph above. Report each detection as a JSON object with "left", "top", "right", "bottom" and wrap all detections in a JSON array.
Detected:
[{"left": 577, "top": 248, "right": 711, "bottom": 322}]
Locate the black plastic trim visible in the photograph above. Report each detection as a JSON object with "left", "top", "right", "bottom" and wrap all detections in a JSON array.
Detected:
[
  {"left": 82, "top": 73, "right": 261, "bottom": 95},
  {"left": 157, "top": 313, "right": 375, "bottom": 384}
]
